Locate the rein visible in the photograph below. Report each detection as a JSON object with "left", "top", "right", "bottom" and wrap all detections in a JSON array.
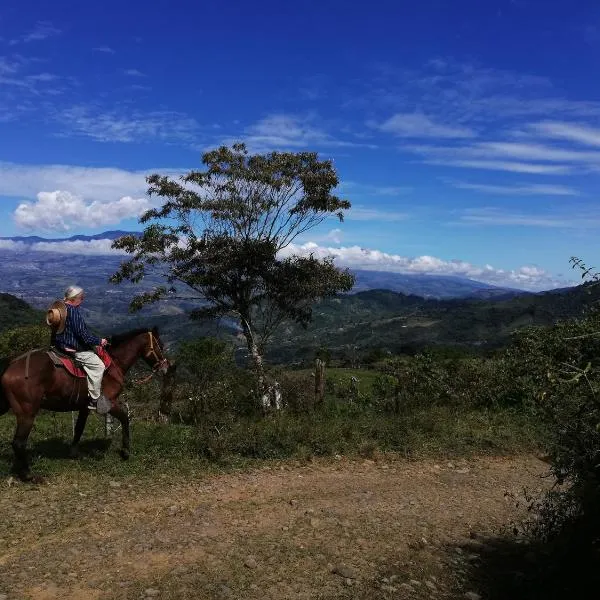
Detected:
[{"left": 132, "top": 332, "right": 169, "bottom": 385}]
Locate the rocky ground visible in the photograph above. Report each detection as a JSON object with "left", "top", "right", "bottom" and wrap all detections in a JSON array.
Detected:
[{"left": 0, "top": 454, "right": 549, "bottom": 600}]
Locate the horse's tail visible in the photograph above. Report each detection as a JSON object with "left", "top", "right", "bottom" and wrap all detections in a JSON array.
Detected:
[{"left": 0, "top": 357, "right": 10, "bottom": 416}]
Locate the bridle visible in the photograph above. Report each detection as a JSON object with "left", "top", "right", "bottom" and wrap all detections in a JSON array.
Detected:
[{"left": 133, "top": 331, "right": 170, "bottom": 384}]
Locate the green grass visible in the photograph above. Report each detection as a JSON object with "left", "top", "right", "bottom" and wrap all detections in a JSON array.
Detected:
[
  {"left": 292, "top": 366, "right": 381, "bottom": 396},
  {"left": 0, "top": 403, "right": 545, "bottom": 480}
]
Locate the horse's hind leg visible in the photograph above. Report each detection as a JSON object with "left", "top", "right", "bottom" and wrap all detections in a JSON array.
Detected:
[
  {"left": 110, "top": 405, "right": 130, "bottom": 460},
  {"left": 69, "top": 408, "right": 90, "bottom": 459},
  {"left": 12, "top": 414, "right": 38, "bottom": 482}
]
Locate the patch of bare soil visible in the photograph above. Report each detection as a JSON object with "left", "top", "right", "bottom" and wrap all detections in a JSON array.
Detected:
[{"left": 0, "top": 454, "right": 549, "bottom": 599}]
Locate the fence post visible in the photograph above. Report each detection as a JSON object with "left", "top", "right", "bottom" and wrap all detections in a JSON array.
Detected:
[{"left": 315, "top": 358, "right": 326, "bottom": 405}]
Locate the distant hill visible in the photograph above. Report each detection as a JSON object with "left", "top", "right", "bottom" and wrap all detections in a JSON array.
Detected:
[
  {"left": 351, "top": 270, "right": 523, "bottom": 299},
  {"left": 0, "top": 293, "right": 44, "bottom": 333},
  {"left": 265, "top": 282, "right": 600, "bottom": 364}
]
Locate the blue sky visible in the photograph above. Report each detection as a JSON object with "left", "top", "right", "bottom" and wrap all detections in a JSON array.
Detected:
[{"left": 1, "top": 0, "right": 600, "bottom": 290}]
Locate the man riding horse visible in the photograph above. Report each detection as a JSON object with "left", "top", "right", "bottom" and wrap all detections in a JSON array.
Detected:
[{"left": 48, "top": 285, "right": 110, "bottom": 413}]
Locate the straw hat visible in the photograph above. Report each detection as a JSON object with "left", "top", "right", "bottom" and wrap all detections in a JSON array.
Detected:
[{"left": 46, "top": 300, "right": 67, "bottom": 334}]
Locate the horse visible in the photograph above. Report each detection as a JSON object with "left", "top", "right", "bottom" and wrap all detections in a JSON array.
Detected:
[{"left": 0, "top": 326, "right": 171, "bottom": 482}]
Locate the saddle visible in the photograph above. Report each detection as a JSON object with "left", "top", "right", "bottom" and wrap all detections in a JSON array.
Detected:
[{"left": 47, "top": 347, "right": 112, "bottom": 378}]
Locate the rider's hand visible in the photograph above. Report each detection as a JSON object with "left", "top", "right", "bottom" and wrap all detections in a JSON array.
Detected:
[{"left": 100, "top": 338, "right": 108, "bottom": 347}]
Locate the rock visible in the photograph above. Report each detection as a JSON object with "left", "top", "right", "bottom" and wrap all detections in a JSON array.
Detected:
[
  {"left": 0, "top": 594, "right": 7, "bottom": 600},
  {"left": 108, "top": 480, "right": 121, "bottom": 488},
  {"left": 465, "top": 593, "right": 481, "bottom": 600},
  {"left": 400, "top": 583, "right": 414, "bottom": 592},
  {"left": 289, "top": 499, "right": 298, "bottom": 507},
  {"left": 244, "top": 556, "right": 258, "bottom": 569},
  {"left": 217, "top": 584, "right": 232, "bottom": 598},
  {"left": 344, "top": 578, "right": 353, "bottom": 586},
  {"left": 144, "top": 589, "right": 160, "bottom": 597},
  {"left": 168, "top": 505, "right": 178, "bottom": 515},
  {"left": 332, "top": 564, "right": 357, "bottom": 579},
  {"left": 456, "top": 468, "right": 470, "bottom": 474},
  {"left": 425, "top": 581, "right": 436, "bottom": 590},
  {"left": 310, "top": 518, "right": 321, "bottom": 528}
]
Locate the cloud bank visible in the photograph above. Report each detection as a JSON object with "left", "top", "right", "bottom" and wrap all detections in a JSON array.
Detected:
[
  {"left": 14, "top": 191, "right": 154, "bottom": 231},
  {"left": 0, "top": 237, "right": 571, "bottom": 291}
]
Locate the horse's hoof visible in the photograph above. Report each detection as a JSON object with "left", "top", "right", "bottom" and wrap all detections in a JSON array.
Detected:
[{"left": 119, "top": 449, "right": 130, "bottom": 461}]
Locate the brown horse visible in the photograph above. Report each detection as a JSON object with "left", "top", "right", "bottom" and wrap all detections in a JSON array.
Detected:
[{"left": 0, "top": 326, "right": 171, "bottom": 481}]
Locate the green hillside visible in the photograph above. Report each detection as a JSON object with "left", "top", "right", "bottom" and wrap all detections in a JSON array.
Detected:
[
  {"left": 265, "top": 282, "right": 600, "bottom": 364},
  {"left": 0, "top": 293, "right": 45, "bottom": 333}
]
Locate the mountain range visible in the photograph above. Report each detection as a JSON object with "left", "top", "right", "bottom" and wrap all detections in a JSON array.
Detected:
[
  {"left": 1, "top": 231, "right": 590, "bottom": 363},
  {"left": 0, "top": 231, "right": 524, "bottom": 302}
]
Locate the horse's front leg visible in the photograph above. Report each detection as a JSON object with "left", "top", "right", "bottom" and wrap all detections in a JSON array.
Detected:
[
  {"left": 70, "top": 408, "right": 90, "bottom": 458},
  {"left": 110, "top": 405, "right": 130, "bottom": 460}
]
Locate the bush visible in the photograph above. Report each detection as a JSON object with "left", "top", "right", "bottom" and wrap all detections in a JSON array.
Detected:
[{"left": 0, "top": 324, "right": 50, "bottom": 358}]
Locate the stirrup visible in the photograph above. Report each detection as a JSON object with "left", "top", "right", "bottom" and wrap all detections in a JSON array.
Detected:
[{"left": 88, "top": 395, "right": 111, "bottom": 415}]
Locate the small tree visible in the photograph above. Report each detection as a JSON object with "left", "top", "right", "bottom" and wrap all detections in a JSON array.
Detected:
[{"left": 111, "top": 143, "right": 354, "bottom": 398}]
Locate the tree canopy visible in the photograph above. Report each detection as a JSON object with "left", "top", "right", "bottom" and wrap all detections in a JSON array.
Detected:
[{"left": 111, "top": 143, "right": 355, "bottom": 387}]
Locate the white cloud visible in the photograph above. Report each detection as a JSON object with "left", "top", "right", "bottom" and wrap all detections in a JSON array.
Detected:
[
  {"left": 338, "top": 181, "right": 412, "bottom": 196},
  {"left": 10, "top": 21, "right": 61, "bottom": 45},
  {"left": 475, "top": 141, "right": 600, "bottom": 163},
  {"left": 123, "top": 69, "right": 146, "bottom": 77},
  {"left": 407, "top": 140, "right": 600, "bottom": 174},
  {"left": 377, "top": 113, "right": 476, "bottom": 138},
  {"left": 14, "top": 191, "right": 154, "bottom": 231},
  {"left": 0, "top": 236, "right": 569, "bottom": 290},
  {"left": 279, "top": 242, "right": 570, "bottom": 290},
  {"left": 0, "top": 238, "right": 125, "bottom": 255},
  {"left": 459, "top": 208, "right": 600, "bottom": 229},
  {"left": 31, "top": 239, "right": 126, "bottom": 254},
  {"left": 93, "top": 46, "right": 116, "bottom": 54},
  {"left": 532, "top": 121, "right": 600, "bottom": 147},
  {"left": 221, "top": 114, "right": 376, "bottom": 153},
  {"left": 424, "top": 159, "right": 572, "bottom": 174},
  {"left": 0, "top": 162, "right": 188, "bottom": 232},
  {"left": 0, "top": 240, "right": 27, "bottom": 251},
  {"left": 56, "top": 105, "right": 200, "bottom": 143},
  {"left": 345, "top": 207, "right": 409, "bottom": 222},
  {"left": 451, "top": 182, "right": 580, "bottom": 196},
  {"left": 0, "top": 162, "right": 170, "bottom": 204}
]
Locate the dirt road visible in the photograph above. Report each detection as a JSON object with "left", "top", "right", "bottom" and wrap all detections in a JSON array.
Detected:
[{"left": 0, "top": 454, "right": 548, "bottom": 600}]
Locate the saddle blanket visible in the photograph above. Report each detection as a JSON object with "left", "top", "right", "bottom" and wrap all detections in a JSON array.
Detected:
[{"left": 47, "top": 347, "right": 112, "bottom": 378}]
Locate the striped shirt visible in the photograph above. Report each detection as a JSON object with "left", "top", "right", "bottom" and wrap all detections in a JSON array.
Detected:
[{"left": 52, "top": 304, "right": 102, "bottom": 352}]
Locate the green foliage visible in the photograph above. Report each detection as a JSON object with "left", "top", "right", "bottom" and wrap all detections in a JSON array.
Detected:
[
  {"left": 175, "top": 337, "right": 235, "bottom": 381},
  {"left": 0, "top": 293, "right": 44, "bottom": 333},
  {"left": 110, "top": 143, "right": 355, "bottom": 388},
  {"left": 266, "top": 282, "right": 600, "bottom": 365},
  {"left": 0, "top": 324, "right": 50, "bottom": 358}
]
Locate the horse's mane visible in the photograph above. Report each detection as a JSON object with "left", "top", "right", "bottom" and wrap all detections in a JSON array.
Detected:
[{"left": 109, "top": 326, "right": 159, "bottom": 347}]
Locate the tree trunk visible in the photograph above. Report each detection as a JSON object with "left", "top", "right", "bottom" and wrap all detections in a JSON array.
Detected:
[{"left": 240, "top": 316, "right": 265, "bottom": 403}]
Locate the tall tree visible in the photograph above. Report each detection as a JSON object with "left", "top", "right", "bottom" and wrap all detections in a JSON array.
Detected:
[{"left": 110, "top": 143, "right": 355, "bottom": 395}]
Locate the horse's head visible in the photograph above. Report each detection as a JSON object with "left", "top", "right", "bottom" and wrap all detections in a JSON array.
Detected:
[{"left": 141, "top": 326, "right": 171, "bottom": 375}]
